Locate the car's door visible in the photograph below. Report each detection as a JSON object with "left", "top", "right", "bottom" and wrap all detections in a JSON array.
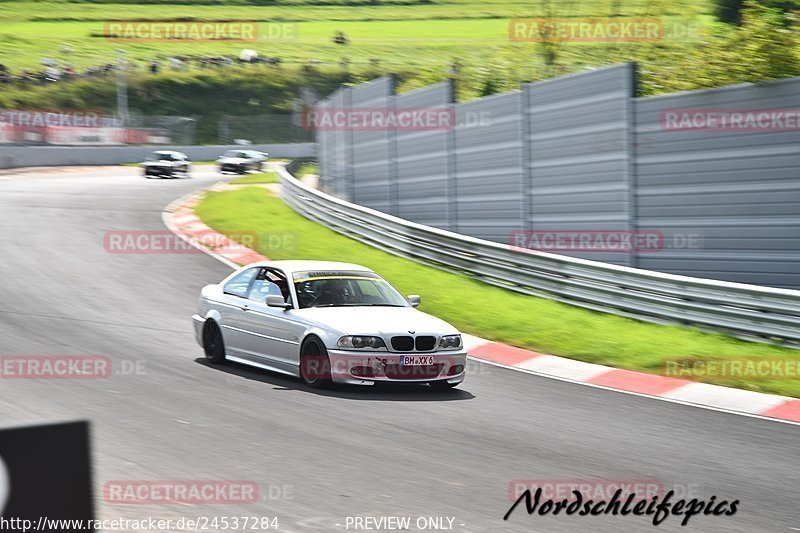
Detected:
[
  {"left": 239, "top": 268, "right": 305, "bottom": 373},
  {"left": 216, "top": 267, "right": 258, "bottom": 357}
]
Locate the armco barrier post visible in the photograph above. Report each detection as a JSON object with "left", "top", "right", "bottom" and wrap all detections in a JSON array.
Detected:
[
  {"left": 624, "top": 62, "right": 639, "bottom": 268},
  {"left": 387, "top": 76, "right": 400, "bottom": 217},
  {"left": 446, "top": 78, "right": 458, "bottom": 232},
  {"left": 345, "top": 87, "right": 356, "bottom": 202},
  {"left": 520, "top": 82, "right": 533, "bottom": 232}
]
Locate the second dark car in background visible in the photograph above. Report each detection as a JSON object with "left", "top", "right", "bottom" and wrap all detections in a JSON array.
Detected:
[
  {"left": 217, "top": 149, "right": 268, "bottom": 174},
  {"left": 141, "top": 150, "right": 192, "bottom": 178}
]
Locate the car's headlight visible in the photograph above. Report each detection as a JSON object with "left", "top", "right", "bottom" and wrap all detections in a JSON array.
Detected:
[
  {"left": 438, "top": 334, "right": 462, "bottom": 350},
  {"left": 337, "top": 336, "right": 386, "bottom": 350}
]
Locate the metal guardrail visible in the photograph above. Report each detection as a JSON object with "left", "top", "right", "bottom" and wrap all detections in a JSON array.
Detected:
[{"left": 279, "top": 169, "right": 800, "bottom": 346}]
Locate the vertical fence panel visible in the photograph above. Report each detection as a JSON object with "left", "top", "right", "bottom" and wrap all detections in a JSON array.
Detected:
[
  {"left": 394, "top": 82, "right": 452, "bottom": 229},
  {"left": 523, "top": 63, "right": 635, "bottom": 265},
  {"left": 454, "top": 91, "right": 524, "bottom": 242},
  {"left": 315, "top": 99, "right": 333, "bottom": 194},
  {"left": 349, "top": 77, "right": 394, "bottom": 212},
  {"left": 332, "top": 88, "right": 349, "bottom": 198}
]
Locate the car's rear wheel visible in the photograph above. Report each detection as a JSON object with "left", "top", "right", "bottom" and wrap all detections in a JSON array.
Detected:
[
  {"left": 203, "top": 320, "right": 226, "bottom": 364},
  {"left": 430, "top": 380, "right": 459, "bottom": 390},
  {"left": 300, "top": 337, "right": 331, "bottom": 388}
]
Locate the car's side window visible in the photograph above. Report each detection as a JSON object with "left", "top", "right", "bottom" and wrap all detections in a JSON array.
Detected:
[
  {"left": 248, "top": 269, "right": 282, "bottom": 302},
  {"left": 223, "top": 268, "right": 258, "bottom": 298},
  {"left": 270, "top": 269, "right": 292, "bottom": 305},
  {"left": 245, "top": 268, "right": 293, "bottom": 306}
]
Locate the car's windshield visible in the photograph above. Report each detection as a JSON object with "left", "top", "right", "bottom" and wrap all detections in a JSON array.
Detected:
[
  {"left": 223, "top": 150, "right": 248, "bottom": 158},
  {"left": 292, "top": 270, "right": 408, "bottom": 309},
  {"left": 148, "top": 152, "right": 177, "bottom": 161}
]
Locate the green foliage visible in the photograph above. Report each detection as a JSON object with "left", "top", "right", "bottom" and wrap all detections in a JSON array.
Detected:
[
  {"left": 0, "top": 65, "right": 413, "bottom": 143},
  {"left": 714, "top": 0, "right": 744, "bottom": 22},
  {"left": 663, "top": 1, "right": 800, "bottom": 90},
  {"left": 714, "top": 0, "right": 800, "bottom": 24},
  {"left": 730, "top": 1, "right": 800, "bottom": 80}
]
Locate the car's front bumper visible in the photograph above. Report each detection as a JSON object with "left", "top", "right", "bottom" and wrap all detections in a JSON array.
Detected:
[
  {"left": 145, "top": 165, "right": 178, "bottom": 175},
  {"left": 220, "top": 163, "right": 246, "bottom": 173},
  {"left": 326, "top": 349, "right": 467, "bottom": 385}
]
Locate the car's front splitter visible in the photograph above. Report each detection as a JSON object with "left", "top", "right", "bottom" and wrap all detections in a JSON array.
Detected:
[{"left": 326, "top": 349, "right": 467, "bottom": 385}]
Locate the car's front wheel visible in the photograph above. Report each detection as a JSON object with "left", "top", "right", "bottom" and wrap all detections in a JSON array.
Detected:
[
  {"left": 300, "top": 337, "right": 331, "bottom": 388},
  {"left": 203, "top": 320, "right": 226, "bottom": 364}
]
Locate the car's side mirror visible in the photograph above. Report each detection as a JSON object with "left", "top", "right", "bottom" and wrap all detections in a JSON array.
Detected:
[
  {"left": 266, "top": 295, "right": 291, "bottom": 309},
  {"left": 407, "top": 295, "right": 421, "bottom": 307}
]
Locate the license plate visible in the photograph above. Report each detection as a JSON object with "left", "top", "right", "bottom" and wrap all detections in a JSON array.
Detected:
[{"left": 400, "top": 356, "right": 434, "bottom": 366}]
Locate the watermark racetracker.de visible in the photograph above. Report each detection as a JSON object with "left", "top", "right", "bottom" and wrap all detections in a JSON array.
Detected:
[
  {"left": 102, "top": 480, "right": 293, "bottom": 504},
  {"left": 509, "top": 230, "right": 703, "bottom": 253},
  {"left": 0, "top": 109, "right": 117, "bottom": 128},
  {"left": 662, "top": 357, "right": 800, "bottom": 380},
  {"left": 103, "top": 230, "right": 295, "bottom": 255},
  {"left": 661, "top": 108, "right": 800, "bottom": 132},
  {"left": 300, "top": 108, "right": 493, "bottom": 131},
  {"left": 508, "top": 17, "right": 702, "bottom": 43},
  {"left": 508, "top": 479, "right": 699, "bottom": 502},
  {"left": 301, "top": 108, "right": 454, "bottom": 131},
  {"left": 102, "top": 21, "right": 297, "bottom": 41},
  {"left": 0, "top": 356, "right": 145, "bottom": 378}
]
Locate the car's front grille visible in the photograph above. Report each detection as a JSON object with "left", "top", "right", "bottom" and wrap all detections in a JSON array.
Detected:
[
  {"left": 390, "top": 335, "right": 438, "bottom": 352},
  {"left": 391, "top": 336, "right": 414, "bottom": 351},
  {"left": 384, "top": 364, "right": 444, "bottom": 380},
  {"left": 414, "top": 336, "right": 436, "bottom": 351}
]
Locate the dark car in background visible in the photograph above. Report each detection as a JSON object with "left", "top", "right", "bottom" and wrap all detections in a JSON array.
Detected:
[
  {"left": 217, "top": 149, "right": 268, "bottom": 174},
  {"left": 141, "top": 150, "right": 192, "bottom": 178}
]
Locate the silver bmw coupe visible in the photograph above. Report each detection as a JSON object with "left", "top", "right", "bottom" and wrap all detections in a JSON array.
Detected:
[{"left": 193, "top": 261, "right": 467, "bottom": 388}]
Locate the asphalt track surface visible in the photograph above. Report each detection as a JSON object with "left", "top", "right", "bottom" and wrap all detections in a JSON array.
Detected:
[{"left": 0, "top": 165, "right": 797, "bottom": 533}]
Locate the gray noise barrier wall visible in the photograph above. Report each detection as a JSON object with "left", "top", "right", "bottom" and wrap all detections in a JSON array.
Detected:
[
  {"left": 634, "top": 77, "right": 800, "bottom": 288},
  {"left": 314, "top": 64, "right": 800, "bottom": 289},
  {"left": 454, "top": 91, "right": 524, "bottom": 242},
  {"left": 350, "top": 77, "right": 394, "bottom": 213},
  {"left": 524, "top": 64, "right": 635, "bottom": 266},
  {"left": 393, "top": 82, "right": 453, "bottom": 229}
]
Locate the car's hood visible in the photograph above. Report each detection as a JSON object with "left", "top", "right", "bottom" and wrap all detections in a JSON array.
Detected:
[
  {"left": 143, "top": 160, "right": 179, "bottom": 166},
  {"left": 292, "top": 306, "right": 458, "bottom": 336},
  {"left": 218, "top": 157, "right": 249, "bottom": 164}
]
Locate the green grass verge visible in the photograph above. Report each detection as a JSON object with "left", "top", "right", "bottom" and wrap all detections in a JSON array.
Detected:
[
  {"left": 293, "top": 162, "right": 319, "bottom": 177},
  {"left": 0, "top": 0, "right": 717, "bottom": 99},
  {"left": 194, "top": 186, "right": 800, "bottom": 398},
  {"left": 228, "top": 170, "right": 280, "bottom": 184}
]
